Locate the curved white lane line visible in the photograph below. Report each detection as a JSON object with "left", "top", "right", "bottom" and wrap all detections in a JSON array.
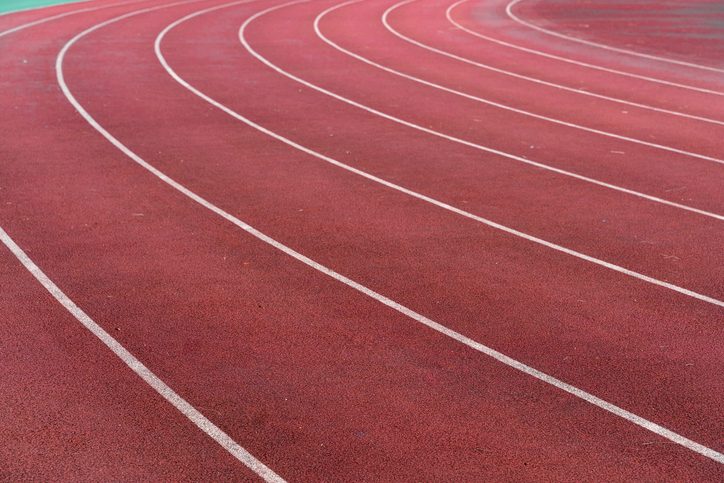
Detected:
[
  {"left": 53, "top": 1, "right": 287, "bottom": 481},
  {"left": 317, "top": 2, "right": 724, "bottom": 171},
  {"left": 55, "top": 0, "right": 724, "bottom": 465},
  {"left": 447, "top": 0, "right": 724, "bottom": 97},
  {"left": 0, "top": 0, "right": 150, "bottom": 38},
  {"left": 383, "top": 0, "right": 724, "bottom": 126},
  {"left": 508, "top": 0, "right": 724, "bottom": 75}
]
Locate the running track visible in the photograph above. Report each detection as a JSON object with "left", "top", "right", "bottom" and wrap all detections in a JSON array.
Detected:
[{"left": 1, "top": 0, "right": 723, "bottom": 480}]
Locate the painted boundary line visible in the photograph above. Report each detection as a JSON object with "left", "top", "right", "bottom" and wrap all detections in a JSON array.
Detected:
[
  {"left": 507, "top": 0, "right": 724, "bottom": 75},
  {"left": 67, "top": 0, "right": 724, "bottom": 464},
  {"left": 317, "top": 2, "right": 724, "bottom": 171},
  {"left": 0, "top": 0, "right": 287, "bottom": 481},
  {"left": 381, "top": 0, "right": 724, "bottom": 127},
  {"left": 447, "top": 0, "right": 724, "bottom": 97}
]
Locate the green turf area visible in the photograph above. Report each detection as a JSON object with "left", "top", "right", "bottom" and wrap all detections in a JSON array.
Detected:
[{"left": 0, "top": 0, "right": 90, "bottom": 15}]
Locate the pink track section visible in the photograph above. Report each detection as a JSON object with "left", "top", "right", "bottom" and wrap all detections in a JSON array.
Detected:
[
  {"left": 1, "top": 0, "right": 723, "bottom": 480},
  {"left": 511, "top": 0, "right": 724, "bottom": 69}
]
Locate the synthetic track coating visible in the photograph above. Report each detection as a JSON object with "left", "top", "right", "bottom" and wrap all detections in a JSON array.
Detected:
[{"left": 1, "top": 0, "right": 723, "bottom": 481}]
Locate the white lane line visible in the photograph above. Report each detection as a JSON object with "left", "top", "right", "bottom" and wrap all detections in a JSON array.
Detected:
[
  {"left": 446, "top": 0, "right": 724, "bottom": 97},
  {"left": 0, "top": 0, "right": 151, "bottom": 38},
  {"left": 316, "top": 2, "right": 724, "bottom": 172},
  {"left": 165, "top": 0, "right": 724, "bottom": 308},
  {"left": 64, "top": 0, "right": 724, "bottom": 463},
  {"left": 244, "top": 1, "right": 724, "bottom": 222},
  {"left": 386, "top": 0, "right": 724, "bottom": 126},
  {"left": 507, "top": 0, "right": 724, "bottom": 75},
  {"left": 0, "top": 227, "right": 285, "bottom": 483},
  {"left": 50, "top": 1, "right": 287, "bottom": 481}
]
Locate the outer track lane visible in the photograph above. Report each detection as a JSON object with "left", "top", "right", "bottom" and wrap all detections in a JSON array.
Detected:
[
  {"left": 0, "top": 0, "right": 144, "bottom": 32},
  {"left": 55, "top": 0, "right": 724, "bottom": 476}
]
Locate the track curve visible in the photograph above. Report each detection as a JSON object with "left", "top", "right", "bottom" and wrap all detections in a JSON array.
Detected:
[{"left": 2, "top": 0, "right": 723, "bottom": 480}]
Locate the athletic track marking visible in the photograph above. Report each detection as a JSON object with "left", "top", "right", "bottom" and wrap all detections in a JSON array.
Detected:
[
  {"left": 381, "top": 0, "right": 724, "bottom": 127},
  {"left": 507, "top": 0, "right": 724, "bottom": 75},
  {"left": 61, "top": 0, "right": 724, "bottom": 464},
  {"left": 238, "top": 1, "right": 724, "bottom": 223},
  {"left": 1, "top": 1, "right": 287, "bottom": 481},
  {"left": 448, "top": 0, "right": 724, "bottom": 97},
  {"left": 318, "top": 1, "right": 724, "bottom": 168}
]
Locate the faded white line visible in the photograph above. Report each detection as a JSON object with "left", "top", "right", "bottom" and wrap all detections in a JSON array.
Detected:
[
  {"left": 445, "top": 0, "right": 724, "bottom": 97},
  {"left": 50, "top": 1, "right": 287, "bottom": 481},
  {"left": 507, "top": 0, "right": 724, "bottom": 75},
  {"left": 384, "top": 0, "right": 724, "bottom": 126},
  {"left": 315, "top": 1, "right": 724, "bottom": 174}
]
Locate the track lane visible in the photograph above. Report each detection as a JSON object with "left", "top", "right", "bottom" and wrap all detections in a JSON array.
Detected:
[
  {"left": 243, "top": 0, "right": 715, "bottom": 216},
  {"left": 0, "top": 0, "right": 146, "bottom": 31},
  {"left": 0, "top": 230, "right": 266, "bottom": 482},
  {"left": 439, "top": 0, "right": 724, "bottom": 126},
  {"left": 13, "top": 5, "right": 719, "bottom": 480},
  {"left": 63, "top": 0, "right": 724, "bottom": 466}
]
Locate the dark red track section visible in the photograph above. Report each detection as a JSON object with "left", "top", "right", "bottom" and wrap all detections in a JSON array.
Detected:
[{"left": 1, "top": 0, "right": 723, "bottom": 481}]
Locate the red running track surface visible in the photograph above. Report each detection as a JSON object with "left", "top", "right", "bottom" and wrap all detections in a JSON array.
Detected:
[{"left": 1, "top": 0, "right": 723, "bottom": 480}]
